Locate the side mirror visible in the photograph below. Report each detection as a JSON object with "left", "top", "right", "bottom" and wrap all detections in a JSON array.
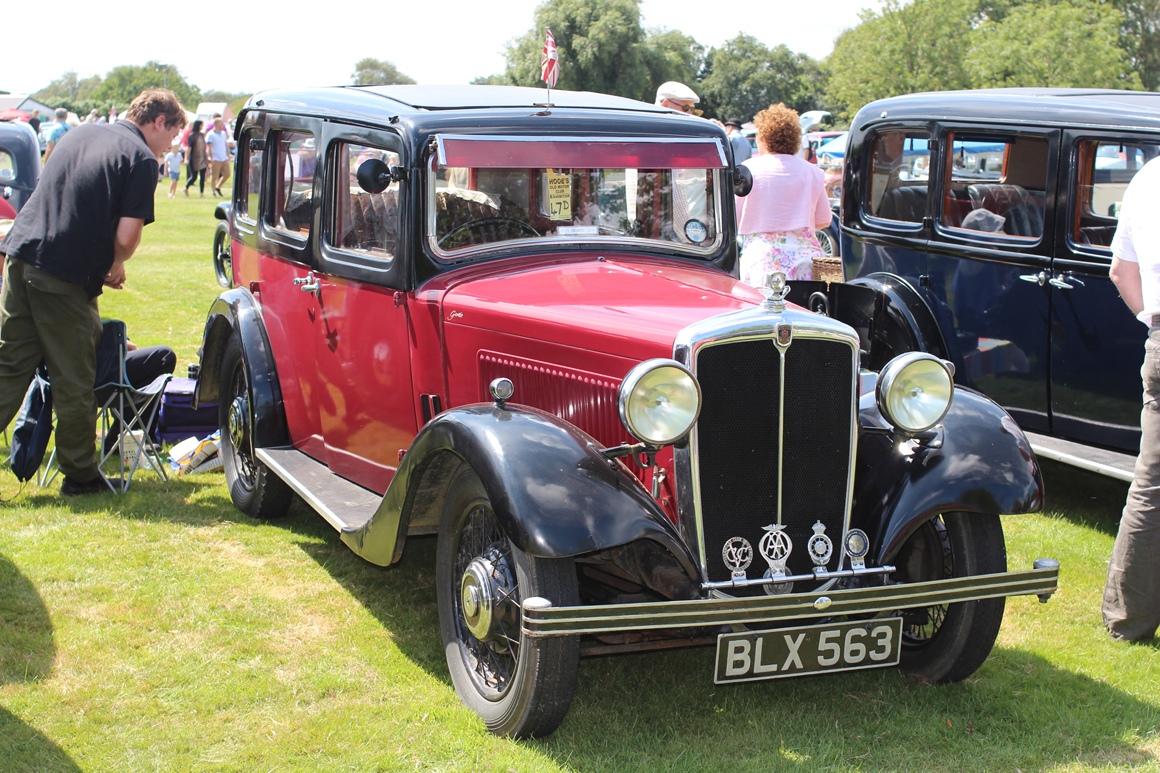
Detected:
[
  {"left": 357, "top": 158, "right": 392, "bottom": 194},
  {"left": 733, "top": 165, "right": 753, "bottom": 197}
]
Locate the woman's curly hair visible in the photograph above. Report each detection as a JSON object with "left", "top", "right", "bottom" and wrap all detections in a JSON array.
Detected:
[{"left": 754, "top": 103, "right": 801, "bottom": 156}]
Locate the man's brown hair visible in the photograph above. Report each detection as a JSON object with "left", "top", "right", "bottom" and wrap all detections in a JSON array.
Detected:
[
  {"left": 126, "top": 88, "right": 187, "bottom": 130},
  {"left": 754, "top": 103, "right": 801, "bottom": 156}
]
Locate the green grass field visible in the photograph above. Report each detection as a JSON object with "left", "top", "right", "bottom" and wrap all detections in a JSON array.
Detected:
[{"left": 1, "top": 181, "right": 1157, "bottom": 772}]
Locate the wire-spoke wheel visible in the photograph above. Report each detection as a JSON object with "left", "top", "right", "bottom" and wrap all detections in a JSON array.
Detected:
[
  {"left": 892, "top": 512, "right": 1006, "bottom": 683},
  {"left": 219, "top": 336, "right": 291, "bottom": 520},
  {"left": 436, "top": 463, "right": 579, "bottom": 738},
  {"left": 213, "top": 223, "right": 233, "bottom": 288}
]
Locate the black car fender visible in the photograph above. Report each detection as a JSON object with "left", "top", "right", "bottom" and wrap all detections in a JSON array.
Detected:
[
  {"left": 787, "top": 272, "right": 949, "bottom": 371},
  {"left": 852, "top": 378, "right": 1043, "bottom": 565},
  {"left": 193, "top": 287, "right": 288, "bottom": 448},
  {"left": 340, "top": 404, "right": 700, "bottom": 582}
]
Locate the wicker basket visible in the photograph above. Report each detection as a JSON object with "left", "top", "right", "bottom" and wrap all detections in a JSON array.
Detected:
[{"left": 812, "top": 256, "right": 844, "bottom": 285}]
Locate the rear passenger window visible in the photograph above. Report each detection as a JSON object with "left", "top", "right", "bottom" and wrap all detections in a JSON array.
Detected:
[
  {"left": 1072, "top": 139, "right": 1160, "bottom": 250},
  {"left": 865, "top": 131, "right": 931, "bottom": 223},
  {"left": 267, "top": 131, "right": 316, "bottom": 237},
  {"left": 330, "top": 142, "right": 401, "bottom": 260},
  {"left": 939, "top": 134, "right": 1048, "bottom": 241}
]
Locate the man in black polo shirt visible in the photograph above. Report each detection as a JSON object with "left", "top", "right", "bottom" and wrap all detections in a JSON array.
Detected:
[{"left": 0, "top": 88, "right": 185, "bottom": 495}]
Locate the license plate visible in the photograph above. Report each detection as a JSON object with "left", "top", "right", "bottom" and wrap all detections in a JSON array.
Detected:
[{"left": 714, "top": 617, "right": 902, "bottom": 684}]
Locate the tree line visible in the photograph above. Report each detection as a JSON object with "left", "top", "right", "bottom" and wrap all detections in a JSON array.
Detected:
[{"left": 31, "top": 0, "right": 1159, "bottom": 128}]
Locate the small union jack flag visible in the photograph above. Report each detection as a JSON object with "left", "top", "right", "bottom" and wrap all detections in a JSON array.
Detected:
[{"left": 541, "top": 28, "right": 559, "bottom": 88}]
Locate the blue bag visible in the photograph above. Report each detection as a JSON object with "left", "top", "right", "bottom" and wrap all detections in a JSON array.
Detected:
[{"left": 9, "top": 366, "right": 54, "bottom": 482}]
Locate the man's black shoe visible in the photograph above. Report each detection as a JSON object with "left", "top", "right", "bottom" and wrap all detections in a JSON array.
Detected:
[{"left": 60, "top": 475, "right": 121, "bottom": 496}]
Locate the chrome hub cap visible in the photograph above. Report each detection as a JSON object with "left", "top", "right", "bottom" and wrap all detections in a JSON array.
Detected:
[
  {"left": 229, "top": 395, "right": 249, "bottom": 450},
  {"left": 460, "top": 558, "right": 497, "bottom": 641}
]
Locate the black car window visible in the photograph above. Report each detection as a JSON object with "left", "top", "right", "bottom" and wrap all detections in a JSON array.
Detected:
[
  {"left": 236, "top": 130, "right": 262, "bottom": 223},
  {"left": 865, "top": 131, "right": 931, "bottom": 223},
  {"left": 329, "top": 142, "right": 402, "bottom": 262},
  {"left": 266, "top": 131, "right": 316, "bottom": 238},
  {"left": 0, "top": 149, "right": 15, "bottom": 183},
  {"left": 1073, "top": 139, "right": 1160, "bottom": 250},
  {"left": 940, "top": 133, "right": 1048, "bottom": 241}
]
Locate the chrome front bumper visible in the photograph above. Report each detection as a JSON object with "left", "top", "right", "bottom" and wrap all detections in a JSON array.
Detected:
[{"left": 521, "top": 562, "right": 1059, "bottom": 638}]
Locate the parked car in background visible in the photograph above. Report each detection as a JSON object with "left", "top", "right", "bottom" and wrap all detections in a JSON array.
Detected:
[
  {"left": 0, "top": 120, "right": 41, "bottom": 219},
  {"left": 195, "top": 84, "right": 1059, "bottom": 738},
  {"left": 826, "top": 88, "right": 1160, "bottom": 481},
  {"left": 803, "top": 130, "right": 845, "bottom": 165}
]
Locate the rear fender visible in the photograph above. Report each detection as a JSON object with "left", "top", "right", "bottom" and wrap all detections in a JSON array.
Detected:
[
  {"left": 853, "top": 376, "right": 1043, "bottom": 564},
  {"left": 341, "top": 404, "right": 700, "bottom": 583},
  {"left": 194, "top": 288, "right": 288, "bottom": 448}
]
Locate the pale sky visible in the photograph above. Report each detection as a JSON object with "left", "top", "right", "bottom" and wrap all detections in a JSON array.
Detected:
[{"left": 4, "top": 0, "right": 876, "bottom": 98}]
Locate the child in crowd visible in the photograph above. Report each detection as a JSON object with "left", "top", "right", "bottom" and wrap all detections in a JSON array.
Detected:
[{"left": 164, "top": 146, "right": 184, "bottom": 198}]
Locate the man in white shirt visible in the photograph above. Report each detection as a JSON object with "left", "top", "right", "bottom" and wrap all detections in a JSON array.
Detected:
[
  {"left": 205, "top": 113, "right": 232, "bottom": 198},
  {"left": 1105, "top": 155, "right": 1160, "bottom": 643},
  {"left": 654, "top": 82, "right": 708, "bottom": 243}
]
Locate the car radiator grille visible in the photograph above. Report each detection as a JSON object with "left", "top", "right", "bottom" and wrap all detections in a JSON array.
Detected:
[{"left": 695, "top": 336, "right": 855, "bottom": 592}]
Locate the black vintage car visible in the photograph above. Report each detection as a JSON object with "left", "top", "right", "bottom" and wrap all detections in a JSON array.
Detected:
[
  {"left": 0, "top": 120, "right": 41, "bottom": 219},
  {"left": 195, "top": 84, "right": 1059, "bottom": 738},
  {"left": 821, "top": 88, "right": 1160, "bottom": 482}
]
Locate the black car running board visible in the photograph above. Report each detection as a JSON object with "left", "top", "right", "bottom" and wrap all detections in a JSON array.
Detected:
[
  {"left": 1024, "top": 431, "right": 1135, "bottom": 482},
  {"left": 256, "top": 447, "right": 381, "bottom": 532}
]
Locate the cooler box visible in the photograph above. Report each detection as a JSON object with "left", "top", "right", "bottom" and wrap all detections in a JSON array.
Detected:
[{"left": 155, "top": 377, "right": 218, "bottom": 444}]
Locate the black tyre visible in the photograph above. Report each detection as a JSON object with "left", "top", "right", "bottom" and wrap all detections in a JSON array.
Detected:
[
  {"left": 893, "top": 512, "right": 1006, "bottom": 683},
  {"left": 213, "top": 223, "right": 233, "bottom": 288},
  {"left": 219, "top": 336, "right": 292, "bottom": 520},
  {"left": 436, "top": 464, "right": 579, "bottom": 738}
]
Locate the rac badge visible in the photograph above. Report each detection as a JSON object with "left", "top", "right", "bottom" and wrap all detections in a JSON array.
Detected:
[
  {"left": 722, "top": 537, "right": 754, "bottom": 583},
  {"left": 807, "top": 521, "right": 834, "bottom": 567}
]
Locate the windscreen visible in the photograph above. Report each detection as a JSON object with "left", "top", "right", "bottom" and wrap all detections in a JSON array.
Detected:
[{"left": 428, "top": 136, "right": 726, "bottom": 258}]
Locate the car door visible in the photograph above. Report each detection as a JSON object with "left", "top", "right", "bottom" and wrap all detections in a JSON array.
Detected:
[
  {"left": 1049, "top": 132, "right": 1159, "bottom": 453},
  {"left": 311, "top": 125, "right": 415, "bottom": 494},
  {"left": 245, "top": 117, "right": 327, "bottom": 460},
  {"left": 921, "top": 125, "right": 1058, "bottom": 434}
]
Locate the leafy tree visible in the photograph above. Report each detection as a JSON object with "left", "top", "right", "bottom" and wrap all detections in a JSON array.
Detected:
[
  {"left": 826, "top": 0, "right": 976, "bottom": 119},
  {"left": 202, "top": 90, "right": 253, "bottom": 119},
  {"left": 1110, "top": 0, "right": 1160, "bottom": 89},
  {"left": 968, "top": 1, "right": 1142, "bottom": 88},
  {"left": 90, "top": 62, "right": 201, "bottom": 109},
  {"left": 698, "top": 34, "right": 824, "bottom": 122},
  {"left": 352, "top": 58, "right": 416, "bottom": 86},
  {"left": 641, "top": 27, "right": 706, "bottom": 99},
  {"left": 33, "top": 71, "right": 102, "bottom": 106}
]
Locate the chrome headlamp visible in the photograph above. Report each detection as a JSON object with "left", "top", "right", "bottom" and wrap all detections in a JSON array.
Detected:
[
  {"left": 618, "top": 359, "right": 702, "bottom": 445},
  {"left": 876, "top": 353, "right": 954, "bottom": 433}
]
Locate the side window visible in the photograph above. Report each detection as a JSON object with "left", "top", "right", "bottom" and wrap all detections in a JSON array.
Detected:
[
  {"left": 236, "top": 131, "right": 262, "bottom": 223},
  {"left": 939, "top": 133, "right": 1048, "bottom": 241},
  {"left": 1073, "top": 139, "right": 1160, "bottom": 249},
  {"left": 866, "top": 131, "right": 931, "bottom": 223},
  {"left": 0, "top": 149, "right": 15, "bottom": 183},
  {"left": 265, "top": 131, "right": 316, "bottom": 237},
  {"left": 330, "top": 142, "right": 401, "bottom": 260}
]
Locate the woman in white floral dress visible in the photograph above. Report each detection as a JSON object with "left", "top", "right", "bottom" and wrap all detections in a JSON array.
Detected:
[{"left": 734, "top": 103, "right": 833, "bottom": 287}]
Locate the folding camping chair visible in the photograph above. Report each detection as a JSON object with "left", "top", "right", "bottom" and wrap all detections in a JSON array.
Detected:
[{"left": 41, "top": 320, "right": 172, "bottom": 493}]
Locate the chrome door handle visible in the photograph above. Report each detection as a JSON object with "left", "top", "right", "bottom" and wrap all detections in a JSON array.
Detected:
[
  {"left": 1019, "top": 271, "right": 1048, "bottom": 286},
  {"left": 1049, "top": 273, "right": 1085, "bottom": 290},
  {"left": 293, "top": 274, "right": 320, "bottom": 294}
]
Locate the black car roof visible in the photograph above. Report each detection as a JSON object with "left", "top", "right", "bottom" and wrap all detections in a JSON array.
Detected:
[
  {"left": 856, "top": 88, "right": 1160, "bottom": 133},
  {"left": 238, "top": 84, "right": 724, "bottom": 148}
]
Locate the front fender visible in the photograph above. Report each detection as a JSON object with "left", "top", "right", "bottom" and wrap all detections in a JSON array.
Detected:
[
  {"left": 852, "top": 378, "right": 1043, "bottom": 565},
  {"left": 341, "top": 404, "right": 699, "bottom": 581},
  {"left": 194, "top": 287, "right": 288, "bottom": 448}
]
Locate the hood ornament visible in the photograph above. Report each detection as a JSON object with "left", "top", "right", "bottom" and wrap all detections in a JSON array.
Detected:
[{"left": 759, "top": 272, "right": 789, "bottom": 313}]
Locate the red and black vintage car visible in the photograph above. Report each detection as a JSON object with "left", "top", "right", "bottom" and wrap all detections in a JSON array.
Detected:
[{"left": 195, "top": 85, "right": 1059, "bottom": 738}]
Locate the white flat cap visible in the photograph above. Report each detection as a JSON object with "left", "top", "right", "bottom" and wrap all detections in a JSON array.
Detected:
[{"left": 655, "top": 81, "right": 699, "bottom": 105}]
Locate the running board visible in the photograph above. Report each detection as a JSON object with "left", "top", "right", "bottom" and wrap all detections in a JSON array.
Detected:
[
  {"left": 1024, "top": 431, "right": 1135, "bottom": 483},
  {"left": 256, "top": 447, "right": 381, "bottom": 533}
]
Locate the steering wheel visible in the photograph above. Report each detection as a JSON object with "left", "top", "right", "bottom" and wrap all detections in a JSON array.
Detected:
[{"left": 438, "top": 217, "right": 539, "bottom": 248}]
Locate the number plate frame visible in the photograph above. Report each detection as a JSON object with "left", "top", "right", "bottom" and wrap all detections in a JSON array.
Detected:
[{"left": 714, "top": 617, "right": 903, "bottom": 684}]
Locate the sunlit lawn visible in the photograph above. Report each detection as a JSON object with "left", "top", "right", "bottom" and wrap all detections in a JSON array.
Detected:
[{"left": 0, "top": 177, "right": 1157, "bottom": 771}]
